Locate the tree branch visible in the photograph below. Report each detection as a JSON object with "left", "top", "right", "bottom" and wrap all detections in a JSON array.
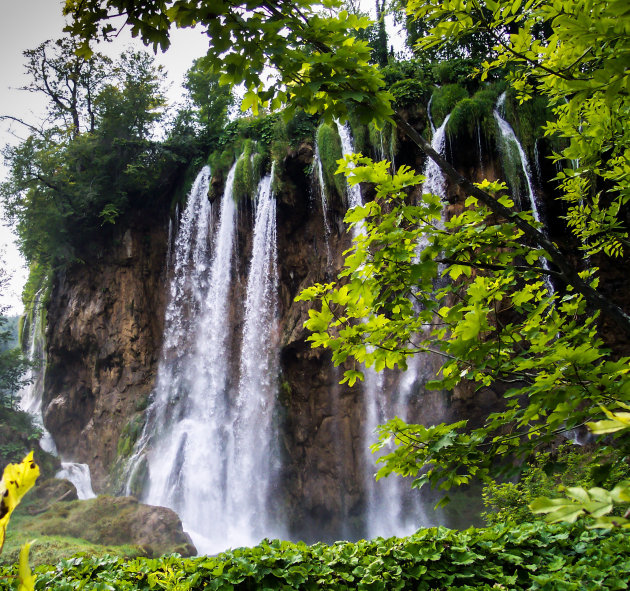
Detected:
[{"left": 391, "top": 111, "right": 630, "bottom": 334}]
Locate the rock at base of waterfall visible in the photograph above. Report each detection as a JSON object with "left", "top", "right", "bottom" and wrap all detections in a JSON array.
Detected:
[{"left": 18, "top": 495, "right": 197, "bottom": 558}]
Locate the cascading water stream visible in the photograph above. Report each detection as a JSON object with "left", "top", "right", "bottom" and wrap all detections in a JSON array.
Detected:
[
  {"left": 125, "top": 163, "right": 239, "bottom": 553},
  {"left": 18, "top": 285, "right": 96, "bottom": 498},
  {"left": 398, "top": 110, "right": 452, "bottom": 407},
  {"left": 313, "top": 144, "right": 332, "bottom": 264},
  {"left": 335, "top": 120, "right": 426, "bottom": 537},
  {"left": 224, "top": 171, "right": 283, "bottom": 546},
  {"left": 126, "top": 161, "right": 284, "bottom": 554},
  {"left": 494, "top": 92, "right": 553, "bottom": 291},
  {"left": 494, "top": 92, "right": 543, "bottom": 225}
]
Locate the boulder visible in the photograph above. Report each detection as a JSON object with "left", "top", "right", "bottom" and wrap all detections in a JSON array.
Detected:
[{"left": 21, "top": 495, "right": 196, "bottom": 558}]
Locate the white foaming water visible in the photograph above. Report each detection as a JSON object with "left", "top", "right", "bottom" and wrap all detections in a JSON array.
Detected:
[
  {"left": 224, "top": 172, "right": 283, "bottom": 547},
  {"left": 334, "top": 121, "right": 427, "bottom": 537},
  {"left": 313, "top": 143, "right": 332, "bottom": 263},
  {"left": 494, "top": 92, "right": 553, "bottom": 291},
  {"left": 420, "top": 113, "right": 450, "bottom": 201},
  {"left": 56, "top": 463, "right": 96, "bottom": 499},
  {"left": 336, "top": 121, "right": 364, "bottom": 236},
  {"left": 126, "top": 162, "right": 283, "bottom": 555},
  {"left": 128, "top": 163, "right": 238, "bottom": 554}
]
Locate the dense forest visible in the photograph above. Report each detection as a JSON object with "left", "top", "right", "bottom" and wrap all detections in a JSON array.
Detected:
[{"left": 1, "top": 0, "right": 630, "bottom": 588}]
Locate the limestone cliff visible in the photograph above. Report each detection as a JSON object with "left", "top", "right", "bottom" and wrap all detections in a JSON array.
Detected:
[
  {"left": 37, "top": 107, "right": 552, "bottom": 539},
  {"left": 43, "top": 210, "right": 169, "bottom": 490}
]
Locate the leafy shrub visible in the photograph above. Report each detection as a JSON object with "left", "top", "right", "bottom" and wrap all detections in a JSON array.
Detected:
[
  {"left": 430, "top": 83, "right": 469, "bottom": 127},
  {"left": 390, "top": 79, "right": 429, "bottom": 109},
  {"left": 1, "top": 521, "right": 629, "bottom": 589},
  {"left": 381, "top": 59, "right": 433, "bottom": 87},
  {"left": 286, "top": 111, "right": 318, "bottom": 147},
  {"left": 432, "top": 58, "right": 480, "bottom": 88},
  {"left": 446, "top": 87, "right": 501, "bottom": 139},
  {"left": 482, "top": 443, "right": 630, "bottom": 526}
]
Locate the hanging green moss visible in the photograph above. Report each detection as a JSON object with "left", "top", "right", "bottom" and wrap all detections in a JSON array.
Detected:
[
  {"left": 367, "top": 120, "right": 398, "bottom": 162},
  {"left": 446, "top": 87, "right": 501, "bottom": 140},
  {"left": 431, "top": 84, "right": 469, "bottom": 127},
  {"left": 232, "top": 139, "right": 257, "bottom": 202},
  {"left": 116, "top": 415, "right": 145, "bottom": 459},
  {"left": 316, "top": 123, "right": 345, "bottom": 199},
  {"left": 503, "top": 91, "right": 553, "bottom": 156}
]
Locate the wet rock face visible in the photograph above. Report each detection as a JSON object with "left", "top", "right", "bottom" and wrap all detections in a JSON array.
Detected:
[
  {"left": 43, "top": 213, "right": 169, "bottom": 491},
  {"left": 39, "top": 112, "right": 568, "bottom": 539}
]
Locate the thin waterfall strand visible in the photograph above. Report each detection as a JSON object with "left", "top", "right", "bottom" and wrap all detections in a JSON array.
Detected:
[{"left": 225, "top": 172, "right": 282, "bottom": 547}]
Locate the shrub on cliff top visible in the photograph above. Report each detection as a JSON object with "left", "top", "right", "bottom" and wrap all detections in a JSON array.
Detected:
[{"left": 430, "top": 83, "right": 469, "bottom": 127}]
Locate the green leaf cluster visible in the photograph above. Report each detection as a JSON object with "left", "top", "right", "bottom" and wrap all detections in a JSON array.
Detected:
[
  {"left": 298, "top": 156, "right": 630, "bottom": 492},
  {"left": 1, "top": 521, "right": 629, "bottom": 589},
  {"left": 482, "top": 444, "right": 630, "bottom": 526},
  {"left": 410, "top": 0, "right": 630, "bottom": 258}
]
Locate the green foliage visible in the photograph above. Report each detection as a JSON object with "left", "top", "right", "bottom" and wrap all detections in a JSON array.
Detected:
[
  {"left": 501, "top": 90, "right": 552, "bottom": 156},
  {"left": 183, "top": 53, "right": 233, "bottom": 141},
  {"left": 447, "top": 86, "right": 501, "bottom": 139},
  {"left": 232, "top": 140, "right": 257, "bottom": 203},
  {"left": 430, "top": 83, "right": 469, "bottom": 127},
  {"left": 65, "top": 1, "right": 395, "bottom": 125},
  {"left": 1, "top": 45, "right": 196, "bottom": 268},
  {"left": 285, "top": 111, "right": 318, "bottom": 147},
  {"left": 410, "top": 0, "right": 630, "bottom": 258},
  {"left": 1, "top": 521, "right": 629, "bottom": 588},
  {"left": 316, "top": 123, "right": 345, "bottom": 200},
  {"left": 389, "top": 79, "right": 429, "bottom": 109},
  {"left": 116, "top": 416, "right": 145, "bottom": 459},
  {"left": 432, "top": 58, "right": 480, "bottom": 88},
  {"left": 298, "top": 157, "right": 630, "bottom": 493},
  {"left": 530, "top": 482, "right": 630, "bottom": 529},
  {"left": 482, "top": 444, "right": 630, "bottom": 526}
]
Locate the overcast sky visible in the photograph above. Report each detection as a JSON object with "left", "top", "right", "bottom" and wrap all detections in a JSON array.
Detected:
[{"left": 0, "top": 0, "right": 211, "bottom": 314}]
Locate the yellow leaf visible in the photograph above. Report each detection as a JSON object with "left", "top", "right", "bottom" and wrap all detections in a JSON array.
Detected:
[
  {"left": 0, "top": 451, "right": 40, "bottom": 553},
  {"left": 18, "top": 540, "right": 37, "bottom": 591}
]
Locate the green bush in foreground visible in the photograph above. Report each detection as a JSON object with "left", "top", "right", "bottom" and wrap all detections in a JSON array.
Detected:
[{"left": 1, "top": 521, "right": 628, "bottom": 590}]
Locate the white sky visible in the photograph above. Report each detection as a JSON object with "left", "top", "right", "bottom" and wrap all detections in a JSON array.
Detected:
[{"left": 0, "top": 0, "right": 210, "bottom": 314}]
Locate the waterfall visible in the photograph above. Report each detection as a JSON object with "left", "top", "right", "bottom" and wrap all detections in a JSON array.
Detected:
[
  {"left": 225, "top": 171, "right": 283, "bottom": 546},
  {"left": 56, "top": 463, "right": 96, "bottom": 499},
  {"left": 313, "top": 144, "right": 332, "bottom": 263},
  {"left": 421, "top": 113, "right": 451, "bottom": 201},
  {"left": 126, "top": 163, "right": 237, "bottom": 553},
  {"left": 18, "top": 285, "right": 96, "bottom": 499},
  {"left": 334, "top": 120, "right": 427, "bottom": 537},
  {"left": 493, "top": 92, "right": 543, "bottom": 225},
  {"left": 494, "top": 93, "right": 553, "bottom": 291},
  {"left": 427, "top": 95, "right": 436, "bottom": 134},
  {"left": 335, "top": 122, "right": 364, "bottom": 214},
  {"left": 126, "top": 161, "right": 284, "bottom": 554}
]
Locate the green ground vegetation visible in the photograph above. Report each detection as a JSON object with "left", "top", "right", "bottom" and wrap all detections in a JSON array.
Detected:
[{"left": 1, "top": 521, "right": 629, "bottom": 589}]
